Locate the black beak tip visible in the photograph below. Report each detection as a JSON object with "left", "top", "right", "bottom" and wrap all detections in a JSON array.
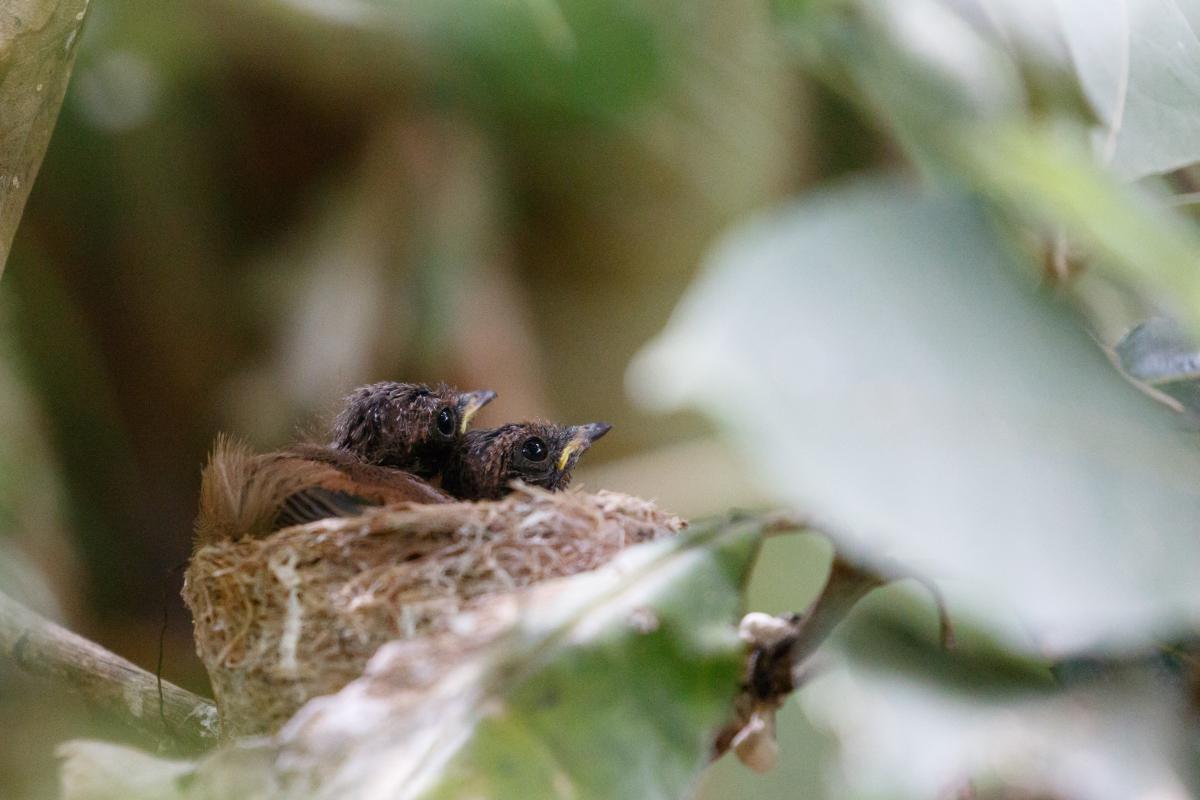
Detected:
[
  {"left": 587, "top": 422, "right": 614, "bottom": 442},
  {"left": 461, "top": 389, "right": 498, "bottom": 410}
]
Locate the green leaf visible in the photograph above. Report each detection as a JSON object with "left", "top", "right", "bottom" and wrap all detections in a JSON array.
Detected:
[
  {"left": 1117, "top": 317, "right": 1200, "bottom": 384},
  {"left": 805, "top": 586, "right": 1193, "bottom": 798},
  {"left": 836, "top": 587, "right": 1057, "bottom": 697},
  {"left": 803, "top": 655, "right": 1193, "bottom": 799},
  {"left": 0, "top": 0, "right": 91, "bottom": 273},
  {"left": 415, "top": 518, "right": 760, "bottom": 800},
  {"left": 630, "top": 177, "right": 1200, "bottom": 655},
  {"left": 786, "top": 3, "right": 1200, "bottom": 332},
  {"left": 812, "top": 0, "right": 1200, "bottom": 179},
  {"left": 1116, "top": 316, "right": 1200, "bottom": 416},
  {"left": 1016, "top": 0, "right": 1200, "bottom": 178},
  {"left": 790, "top": 1, "right": 1200, "bottom": 331},
  {"left": 956, "top": 122, "right": 1200, "bottom": 332}
]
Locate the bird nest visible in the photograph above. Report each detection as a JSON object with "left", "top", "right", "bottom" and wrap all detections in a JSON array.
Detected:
[{"left": 183, "top": 485, "right": 683, "bottom": 736}]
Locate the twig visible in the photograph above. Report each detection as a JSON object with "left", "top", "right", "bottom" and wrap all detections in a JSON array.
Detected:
[
  {"left": 712, "top": 548, "right": 952, "bottom": 771},
  {"left": 785, "top": 554, "right": 887, "bottom": 667},
  {"left": 0, "top": 589, "right": 219, "bottom": 750}
]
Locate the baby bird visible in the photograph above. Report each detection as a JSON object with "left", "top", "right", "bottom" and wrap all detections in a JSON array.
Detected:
[
  {"left": 441, "top": 421, "right": 612, "bottom": 500},
  {"left": 195, "top": 381, "right": 496, "bottom": 544},
  {"left": 330, "top": 382, "right": 497, "bottom": 477}
]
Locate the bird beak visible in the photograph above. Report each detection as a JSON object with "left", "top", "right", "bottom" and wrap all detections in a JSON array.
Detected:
[
  {"left": 556, "top": 422, "right": 613, "bottom": 471},
  {"left": 457, "top": 390, "right": 498, "bottom": 433}
]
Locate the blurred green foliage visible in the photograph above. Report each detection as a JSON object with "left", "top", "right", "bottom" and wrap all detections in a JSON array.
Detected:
[{"left": 635, "top": 0, "right": 1200, "bottom": 796}]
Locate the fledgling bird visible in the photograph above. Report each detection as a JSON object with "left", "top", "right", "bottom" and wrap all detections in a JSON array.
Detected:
[
  {"left": 195, "top": 382, "right": 495, "bottom": 544},
  {"left": 195, "top": 436, "right": 453, "bottom": 545},
  {"left": 441, "top": 421, "right": 613, "bottom": 500},
  {"left": 330, "top": 382, "right": 497, "bottom": 477}
]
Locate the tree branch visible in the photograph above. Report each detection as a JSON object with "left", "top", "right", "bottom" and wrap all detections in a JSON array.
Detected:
[{"left": 0, "top": 589, "right": 219, "bottom": 750}]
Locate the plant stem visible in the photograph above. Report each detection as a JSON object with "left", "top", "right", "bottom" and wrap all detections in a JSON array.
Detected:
[{"left": 0, "top": 589, "right": 218, "bottom": 750}]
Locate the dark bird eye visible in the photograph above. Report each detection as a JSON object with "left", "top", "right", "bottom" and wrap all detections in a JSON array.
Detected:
[
  {"left": 436, "top": 407, "right": 455, "bottom": 436},
  {"left": 521, "top": 437, "right": 548, "bottom": 461}
]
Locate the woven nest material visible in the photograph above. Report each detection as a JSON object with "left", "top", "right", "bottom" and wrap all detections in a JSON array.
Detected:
[{"left": 184, "top": 485, "right": 683, "bottom": 736}]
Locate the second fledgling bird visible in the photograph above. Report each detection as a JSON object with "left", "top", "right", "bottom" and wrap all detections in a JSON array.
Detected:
[{"left": 441, "top": 421, "right": 613, "bottom": 500}]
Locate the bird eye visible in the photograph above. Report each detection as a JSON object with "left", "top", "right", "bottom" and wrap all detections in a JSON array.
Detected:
[
  {"left": 521, "top": 437, "right": 548, "bottom": 461},
  {"left": 436, "top": 407, "right": 455, "bottom": 437}
]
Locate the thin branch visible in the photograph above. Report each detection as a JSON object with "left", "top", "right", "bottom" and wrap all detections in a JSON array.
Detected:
[
  {"left": 712, "top": 546, "right": 953, "bottom": 771},
  {"left": 0, "top": 589, "right": 219, "bottom": 750},
  {"left": 785, "top": 554, "right": 887, "bottom": 666}
]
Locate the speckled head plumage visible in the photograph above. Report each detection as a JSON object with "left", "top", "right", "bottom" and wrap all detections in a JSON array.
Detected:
[
  {"left": 330, "top": 382, "right": 496, "bottom": 478},
  {"left": 441, "top": 420, "right": 613, "bottom": 500}
]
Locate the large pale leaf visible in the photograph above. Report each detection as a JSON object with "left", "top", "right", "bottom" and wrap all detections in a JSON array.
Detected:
[
  {"left": 1056, "top": 0, "right": 1200, "bottom": 177},
  {"left": 879, "top": 0, "right": 1200, "bottom": 179},
  {"left": 61, "top": 517, "right": 763, "bottom": 800},
  {"left": 0, "top": 0, "right": 90, "bottom": 273},
  {"left": 630, "top": 177, "right": 1200, "bottom": 655},
  {"left": 1005, "top": 0, "right": 1200, "bottom": 179},
  {"left": 807, "top": 588, "right": 1195, "bottom": 799},
  {"left": 803, "top": 657, "right": 1193, "bottom": 800},
  {"left": 789, "top": 3, "right": 1200, "bottom": 332}
]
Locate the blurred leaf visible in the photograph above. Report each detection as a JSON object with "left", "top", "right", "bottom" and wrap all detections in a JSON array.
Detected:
[
  {"left": 786, "top": 0, "right": 1026, "bottom": 168},
  {"left": 1116, "top": 316, "right": 1200, "bottom": 416},
  {"left": 261, "top": 0, "right": 665, "bottom": 124},
  {"left": 0, "top": 0, "right": 90, "bottom": 272},
  {"left": 803, "top": 659, "right": 1194, "bottom": 799},
  {"left": 789, "top": 2, "right": 1200, "bottom": 331},
  {"left": 631, "top": 177, "right": 1200, "bottom": 655},
  {"left": 969, "top": 0, "right": 1200, "bottom": 178},
  {"left": 809, "top": 559, "right": 1195, "bottom": 800},
  {"left": 803, "top": 0, "right": 1200, "bottom": 179},
  {"left": 412, "top": 517, "right": 759, "bottom": 800},
  {"left": 837, "top": 586, "right": 1057, "bottom": 698},
  {"left": 957, "top": 122, "right": 1200, "bottom": 330},
  {"left": 783, "top": 0, "right": 1094, "bottom": 144}
]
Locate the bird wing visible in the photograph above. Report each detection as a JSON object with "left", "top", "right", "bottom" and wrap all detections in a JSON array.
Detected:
[
  {"left": 274, "top": 486, "right": 372, "bottom": 529},
  {"left": 196, "top": 441, "right": 453, "bottom": 545}
]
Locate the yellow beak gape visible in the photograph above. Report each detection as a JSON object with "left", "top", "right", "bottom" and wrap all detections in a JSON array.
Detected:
[
  {"left": 458, "top": 391, "right": 498, "bottom": 434},
  {"left": 557, "top": 433, "right": 587, "bottom": 472}
]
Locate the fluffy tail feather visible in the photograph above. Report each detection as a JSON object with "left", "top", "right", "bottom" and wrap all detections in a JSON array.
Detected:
[
  {"left": 194, "top": 434, "right": 260, "bottom": 546},
  {"left": 195, "top": 435, "right": 364, "bottom": 544}
]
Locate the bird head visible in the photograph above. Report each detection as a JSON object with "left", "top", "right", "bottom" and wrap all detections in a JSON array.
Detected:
[
  {"left": 330, "top": 382, "right": 497, "bottom": 477},
  {"left": 443, "top": 420, "right": 613, "bottom": 500}
]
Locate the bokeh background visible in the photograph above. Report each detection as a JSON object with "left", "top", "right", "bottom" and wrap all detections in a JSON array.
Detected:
[{"left": 0, "top": 2, "right": 870, "bottom": 796}]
